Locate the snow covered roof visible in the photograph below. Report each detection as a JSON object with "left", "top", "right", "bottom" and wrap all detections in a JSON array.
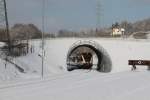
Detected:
[{"left": 0, "top": 42, "right": 5, "bottom": 47}]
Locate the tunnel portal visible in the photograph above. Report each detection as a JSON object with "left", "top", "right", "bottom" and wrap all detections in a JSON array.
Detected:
[{"left": 66, "top": 40, "right": 112, "bottom": 72}]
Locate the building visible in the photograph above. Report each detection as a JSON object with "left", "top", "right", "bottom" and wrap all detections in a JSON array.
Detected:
[{"left": 112, "top": 28, "right": 125, "bottom": 36}]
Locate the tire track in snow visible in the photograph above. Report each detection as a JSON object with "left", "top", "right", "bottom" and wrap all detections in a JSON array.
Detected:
[
  {"left": 0, "top": 71, "right": 145, "bottom": 96},
  {"left": 0, "top": 72, "right": 148, "bottom": 97},
  {"left": 26, "top": 71, "right": 147, "bottom": 97},
  {"left": 0, "top": 70, "right": 99, "bottom": 90},
  {"left": 0, "top": 71, "right": 149, "bottom": 100}
]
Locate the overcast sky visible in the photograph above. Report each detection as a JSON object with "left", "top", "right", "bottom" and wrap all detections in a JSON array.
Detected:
[{"left": 6, "top": 0, "right": 150, "bottom": 32}]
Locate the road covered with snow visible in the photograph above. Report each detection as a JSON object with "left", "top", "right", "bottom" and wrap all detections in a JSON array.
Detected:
[{"left": 0, "top": 70, "right": 150, "bottom": 100}]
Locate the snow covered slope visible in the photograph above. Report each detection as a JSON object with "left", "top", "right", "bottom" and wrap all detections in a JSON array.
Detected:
[
  {"left": 0, "top": 38, "right": 150, "bottom": 100},
  {"left": 0, "top": 38, "right": 150, "bottom": 81},
  {"left": 40, "top": 38, "right": 150, "bottom": 73}
]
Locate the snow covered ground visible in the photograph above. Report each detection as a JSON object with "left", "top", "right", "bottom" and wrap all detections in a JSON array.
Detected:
[
  {"left": 0, "top": 38, "right": 150, "bottom": 80},
  {"left": 0, "top": 38, "right": 150, "bottom": 100},
  {"left": 0, "top": 70, "right": 150, "bottom": 100},
  {"left": 42, "top": 38, "right": 150, "bottom": 73}
]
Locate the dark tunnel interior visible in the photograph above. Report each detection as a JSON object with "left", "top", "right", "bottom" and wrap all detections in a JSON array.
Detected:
[{"left": 66, "top": 43, "right": 112, "bottom": 72}]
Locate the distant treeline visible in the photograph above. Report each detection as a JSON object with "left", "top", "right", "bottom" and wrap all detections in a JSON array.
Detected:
[
  {"left": 53, "top": 17, "right": 150, "bottom": 38},
  {"left": 116, "top": 18, "right": 150, "bottom": 35},
  {"left": 0, "top": 17, "right": 150, "bottom": 41},
  {"left": 0, "top": 23, "right": 43, "bottom": 41}
]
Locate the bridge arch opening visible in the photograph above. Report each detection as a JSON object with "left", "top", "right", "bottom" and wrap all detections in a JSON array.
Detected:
[{"left": 66, "top": 40, "right": 112, "bottom": 72}]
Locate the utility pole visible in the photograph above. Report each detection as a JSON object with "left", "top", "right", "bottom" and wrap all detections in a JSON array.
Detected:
[
  {"left": 96, "top": 0, "right": 102, "bottom": 31},
  {"left": 41, "top": 0, "right": 45, "bottom": 78},
  {"left": 3, "top": 0, "right": 11, "bottom": 52}
]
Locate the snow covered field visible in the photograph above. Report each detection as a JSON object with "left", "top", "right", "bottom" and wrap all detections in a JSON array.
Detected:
[
  {"left": 1, "top": 70, "right": 150, "bottom": 100},
  {"left": 0, "top": 38, "right": 150, "bottom": 100}
]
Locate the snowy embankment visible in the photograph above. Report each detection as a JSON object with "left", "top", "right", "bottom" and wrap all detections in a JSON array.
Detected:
[
  {"left": 0, "top": 38, "right": 150, "bottom": 81},
  {"left": 41, "top": 38, "right": 150, "bottom": 73},
  {"left": 0, "top": 38, "right": 150, "bottom": 100}
]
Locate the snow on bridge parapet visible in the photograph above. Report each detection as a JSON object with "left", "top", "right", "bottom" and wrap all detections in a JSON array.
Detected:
[{"left": 68, "top": 40, "right": 99, "bottom": 48}]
